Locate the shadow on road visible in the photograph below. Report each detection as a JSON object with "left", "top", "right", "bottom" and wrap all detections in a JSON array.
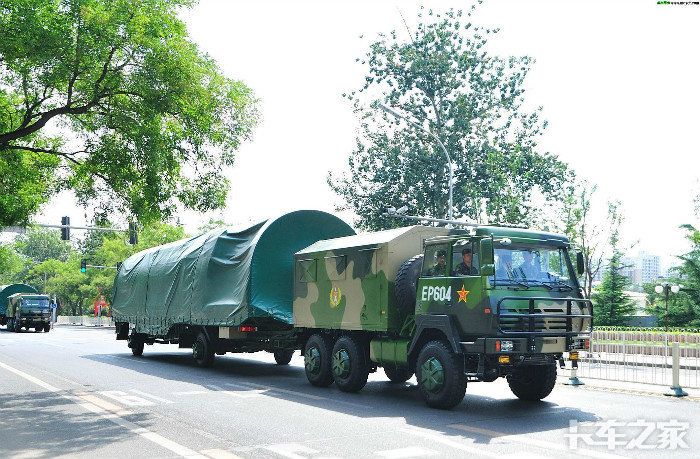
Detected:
[{"left": 83, "top": 346, "right": 600, "bottom": 442}]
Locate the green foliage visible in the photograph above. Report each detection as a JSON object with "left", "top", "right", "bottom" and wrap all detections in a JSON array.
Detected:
[
  {"left": 330, "top": 6, "right": 570, "bottom": 230},
  {"left": 0, "top": 0, "right": 259, "bottom": 227},
  {"left": 592, "top": 203, "right": 635, "bottom": 325},
  {"left": 14, "top": 226, "right": 71, "bottom": 262}
]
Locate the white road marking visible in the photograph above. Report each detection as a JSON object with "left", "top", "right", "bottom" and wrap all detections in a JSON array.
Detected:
[
  {"left": 77, "top": 393, "right": 132, "bottom": 416},
  {"left": 447, "top": 424, "right": 628, "bottom": 459},
  {"left": 400, "top": 427, "right": 501, "bottom": 458},
  {"left": 130, "top": 388, "right": 174, "bottom": 403},
  {"left": 264, "top": 443, "right": 319, "bottom": 459},
  {"left": 199, "top": 449, "right": 244, "bottom": 459},
  {"left": 207, "top": 384, "right": 265, "bottom": 398},
  {"left": 174, "top": 390, "right": 208, "bottom": 395},
  {"left": 231, "top": 381, "right": 326, "bottom": 401},
  {"left": 376, "top": 446, "right": 439, "bottom": 458},
  {"left": 0, "top": 359, "right": 206, "bottom": 458},
  {"left": 99, "top": 390, "right": 156, "bottom": 406}
]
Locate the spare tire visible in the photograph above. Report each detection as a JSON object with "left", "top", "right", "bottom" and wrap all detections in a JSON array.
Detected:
[{"left": 395, "top": 254, "right": 424, "bottom": 319}]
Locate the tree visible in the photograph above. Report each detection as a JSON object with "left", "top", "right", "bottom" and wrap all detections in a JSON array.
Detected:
[
  {"left": 0, "top": 0, "right": 259, "bottom": 227},
  {"left": 329, "top": 6, "right": 570, "bottom": 230},
  {"left": 591, "top": 203, "right": 635, "bottom": 326},
  {"left": 14, "top": 226, "right": 71, "bottom": 262},
  {"left": 558, "top": 182, "right": 604, "bottom": 299}
]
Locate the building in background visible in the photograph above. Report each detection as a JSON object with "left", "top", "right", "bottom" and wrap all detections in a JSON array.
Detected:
[{"left": 620, "top": 251, "right": 661, "bottom": 285}]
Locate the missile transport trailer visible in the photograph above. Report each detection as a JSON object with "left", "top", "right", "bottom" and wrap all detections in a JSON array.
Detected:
[
  {"left": 1, "top": 284, "right": 51, "bottom": 332},
  {"left": 113, "top": 210, "right": 592, "bottom": 409}
]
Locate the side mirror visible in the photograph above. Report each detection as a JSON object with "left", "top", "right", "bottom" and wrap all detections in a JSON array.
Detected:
[
  {"left": 576, "top": 251, "right": 585, "bottom": 276},
  {"left": 479, "top": 238, "right": 495, "bottom": 276}
]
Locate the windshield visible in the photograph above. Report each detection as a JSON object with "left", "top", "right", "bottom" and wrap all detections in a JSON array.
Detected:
[
  {"left": 492, "top": 244, "right": 576, "bottom": 289},
  {"left": 21, "top": 297, "right": 50, "bottom": 308}
]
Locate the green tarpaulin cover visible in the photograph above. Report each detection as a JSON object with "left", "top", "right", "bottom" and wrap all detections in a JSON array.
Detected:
[
  {"left": 112, "top": 210, "right": 354, "bottom": 335},
  {"left": 0, "top": 284, "right": 38, "bottom": 316}
]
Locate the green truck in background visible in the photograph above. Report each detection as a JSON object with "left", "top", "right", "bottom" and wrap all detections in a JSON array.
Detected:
[
  {"left": 112, "top": 210, "right": 591, "bottom": 409},
  {"left": 0, "top": 284, "right": 52, "bottom": 333}
]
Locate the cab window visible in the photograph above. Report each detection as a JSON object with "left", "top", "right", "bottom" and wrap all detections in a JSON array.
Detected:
[
  {"left": 422, "top": 244, "right": 450, "bottom": 277},
  {"left": 452, "top": 241, "right": 479, "bottom": 276}
]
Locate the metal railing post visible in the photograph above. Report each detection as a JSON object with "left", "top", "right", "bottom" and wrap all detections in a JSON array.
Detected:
[{"left": 665, "top": 342, "right": 688, "bottom": 397}]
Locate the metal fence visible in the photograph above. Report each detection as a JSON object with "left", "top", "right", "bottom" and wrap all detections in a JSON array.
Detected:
[
  {"left": 56, "top": 315, "right": 114, "bottom": 327},
  {"left": 560, "top": 328, "right": 700, "bottom": 389}
]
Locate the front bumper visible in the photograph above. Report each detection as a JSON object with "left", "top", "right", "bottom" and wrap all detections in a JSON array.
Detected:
[{"left": 461, "top": 335, "right": 590, "bottom": 355}]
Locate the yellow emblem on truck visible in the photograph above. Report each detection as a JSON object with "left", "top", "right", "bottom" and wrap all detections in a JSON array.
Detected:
[
  {"left": 457, "top": 285, "right": 469, "bottom": 303},
  {"left": 330, "top": 286, "right": 342, "bottom": 307}
]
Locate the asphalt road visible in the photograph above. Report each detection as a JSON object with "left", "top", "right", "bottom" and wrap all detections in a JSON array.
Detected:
[{"left": 0, "top": 326, "right": 697, "bottom": 459}]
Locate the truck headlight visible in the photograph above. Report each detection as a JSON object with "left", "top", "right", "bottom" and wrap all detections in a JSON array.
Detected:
[{"left": 500, "top": 340, "right": 513, "bottom": 352}]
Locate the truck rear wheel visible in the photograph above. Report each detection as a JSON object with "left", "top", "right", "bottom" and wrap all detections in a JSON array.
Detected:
[
  {"left": 416, "top": 340, "right": 467, "bottom": 409},
  {"left": 13, "top": 320, "right": 21, "bottom": 333},
  {"left": 507, "top": 363, "right": 557, "bottom": 401},
  {"left": 331, "top": 336, "right": 370, "bottom": 392},
  {"left": 304, "top": 334, "right": 334, "bottom": 387},
  {"left": 43, "top": 324, "right": 51, "bottom": 332},
  {"left": 273, "top": 349, "right": 295, "bottom": 365},
  {"left": 128, "top": 333, "right": 144, "bottom": 356},
  {"left": 193, "top": 332, "right": 215, "bottom": 367},
  {"left": 7, "top": 318, "right": 14, "bottom": 331},
  {"left": 384, "top": 366, "right": 413, "bottom": 383},
  {"left": 34, "top": 326, "right": 42, "bottom": 332}
]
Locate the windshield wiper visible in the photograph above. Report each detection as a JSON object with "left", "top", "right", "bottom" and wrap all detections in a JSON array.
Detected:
[
  {"left": 522, "top": 279, "right": 553, "bottom": 290},
  {"left": 542, "top": 280, "right": 573, "bottom": 291},
  {"left": 498, "top": 278, "right": 529, "bottom": 289}
]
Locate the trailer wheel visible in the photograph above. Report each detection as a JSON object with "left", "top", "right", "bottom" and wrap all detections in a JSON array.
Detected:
[
  {"left": 395, "top": 255, "right": 424, "bottom": 319},
  {"left": 304, "top": 334, "right": 334, "bottom": 387},
  {"left": 384, "top": 366, "right": 413, "bottom": 383},
  {"left": 273, "top": 349, "right": 295, "bottom": 365},
  {"left": 128, "top": 333, "right": 144, "bottom": 357},
  {"left": 43, "top": 324, "right": 51, "bottom": 333},
  {"left": 416, "top": 340, "right": 466, "bottom": 409},
  {"left": 331, "top": 336, "right": 370, "bottom": 392},
  {"left": 34, "top": 326, "right": 42, "bottom": 332},
  {"left": 507, "top": 364, "right": 557, "bottom": 401},
  {"left": 192, "top": 332, "right": 215, "bottom": 367}
]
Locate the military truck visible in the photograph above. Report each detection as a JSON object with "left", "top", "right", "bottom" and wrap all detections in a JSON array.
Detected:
[
  {"left": 0, "top": 283, "right": 48, "bottom": 332},
  {"left": 294, "top": 225, "right": 591, "bottom": 408},
  {"left": 4, "top": 292, "right": 52, "bottom": 333},
  {"left": 112, "top": 211, "right": 591, "bottom": 409}
]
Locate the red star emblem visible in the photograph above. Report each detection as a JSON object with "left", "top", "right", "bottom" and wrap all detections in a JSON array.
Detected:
[{"left": 457, "top": 285, "right": 469, "bottom": 303}]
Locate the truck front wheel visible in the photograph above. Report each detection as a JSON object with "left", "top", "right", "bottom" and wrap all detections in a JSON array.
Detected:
[
  {"left": 192, "top": 332, "right": 215, "bottom": 367},
  {"left": 43, "top": 324, "right": 51, "bottom": 332},
  {"left": 416, "top": 340, "right": 467, "bottom": 409},
  {"left": 507, "top": 363, "right": 557, "bottom": 401},
  {"left": 331, "top": 336, "right": 369, "bottom": 392},
  {"left": 13, "top": 319, "right": 21, "bottom": 333},
  {"left": 304, "top": 334, "right": 334, "bottom": 387}
]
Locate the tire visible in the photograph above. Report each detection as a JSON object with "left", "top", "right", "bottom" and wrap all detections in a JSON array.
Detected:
[
  {"left": 416, "top": 340, "right": 467, "bottom": 409},
  {"left": 395, "top": 255, "right": 424, "bottom": 319},
  {"left": 128, "top": 333, "right": 144, "bottom": 357},
  {"left": 44, "top": 324, "right": 51, "bottom": 333},
  {"left": 7, "top": 318, "right": 14, "bottom": 331},
  {"left": 331, "top": 336, "right": 370, "bottom": 392},
  {"left": 507, "top": 363, "right": 557, "bottom": 401},
  {"left": 384, "top": 366, "right": 413, "bottom": 383},
  {"left": 304, "top": 334, "right": 334, "bottom": 387},
  {"left": 35, "top": 326, "right": 42, "bottom": 332},
  {"left": 273, "top": 349, "right": 295, "bottom": 365},
  {"left": 192, "top": 332, "right": 215, "bottom": 367},
  {"left": 13, "top": 319, "right": 21, "bottom": 333}
]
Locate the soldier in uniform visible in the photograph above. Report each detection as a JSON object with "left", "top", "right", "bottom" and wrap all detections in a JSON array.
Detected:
[
  {"left": 427, "top": 250, "right": 448, "bottom": 276},
  {"left": 455, "top": 247, "right": 478, "bottom": 276}
]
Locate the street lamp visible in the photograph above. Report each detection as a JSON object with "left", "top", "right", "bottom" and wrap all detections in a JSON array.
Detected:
[
  {"left": 377, "top": 102, "right": 454, "bottom": 221},
  {"left": 655, "top": 283, "right": 683, "bottom": 332}
]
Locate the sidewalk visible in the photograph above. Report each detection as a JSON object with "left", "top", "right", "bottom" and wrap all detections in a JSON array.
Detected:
[{"left": 556, "top": 374, "right": 700, "bottom": 400}]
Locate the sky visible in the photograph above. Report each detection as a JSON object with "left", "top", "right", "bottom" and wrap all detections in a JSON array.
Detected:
[{"left": 28, "top": 0, "right": 700, "bottom": 270}]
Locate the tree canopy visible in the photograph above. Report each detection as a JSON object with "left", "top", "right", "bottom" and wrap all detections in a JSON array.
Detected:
[
  {"left": 0, "top": 0, "right": 258, "bottom": 227},
  {"left": 330, "top": 7, "right": 570, "bottom": 230}
]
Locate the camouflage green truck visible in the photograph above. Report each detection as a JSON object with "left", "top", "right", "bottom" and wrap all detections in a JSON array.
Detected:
[
  {"left": 1, "top": 284, "right": 52, "bottom": 332},
  {"left": 294, "top": 224, "right": 592, "bottom": 409},
  {"left": 112, "top": 211, "right": 591, "bottom": 409}
]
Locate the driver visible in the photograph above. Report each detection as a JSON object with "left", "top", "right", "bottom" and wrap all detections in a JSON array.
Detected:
[{"left": 427, "top": 250, "right": 448, "bottom": 276}]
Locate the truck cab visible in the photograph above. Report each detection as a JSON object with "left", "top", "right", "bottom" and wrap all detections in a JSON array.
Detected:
[
  {"left": 6, "top": 293, "right": 52, "bottom": 333},
  {"left": 409, "top": 227, "right": 591, "bottom": 407}
]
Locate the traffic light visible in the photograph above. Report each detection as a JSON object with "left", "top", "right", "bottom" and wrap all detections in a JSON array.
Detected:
[
  {"left": 80, "top": 259, "right": 87, "bottom": 273},
  {"left": 61, "top": 216, "right": 70, "bottom": 241},
  {"left": 128, "top": 222, "right": 138, "bottom": 245}
]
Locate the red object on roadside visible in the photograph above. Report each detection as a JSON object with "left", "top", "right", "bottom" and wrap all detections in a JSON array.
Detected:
[{"left": 94, "top": 300, "right": 98, "bottom": 317}]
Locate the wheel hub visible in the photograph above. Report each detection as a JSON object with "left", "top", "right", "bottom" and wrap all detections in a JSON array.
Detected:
[
  {"left": 305, "top": 347, "right": 321, "bottom": 374},
  {"left": 332, "top": 349, "right": 351, "bottom": 378},
  {"left": 420, "top": 357, "right": 445, "bottom": 393}
]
